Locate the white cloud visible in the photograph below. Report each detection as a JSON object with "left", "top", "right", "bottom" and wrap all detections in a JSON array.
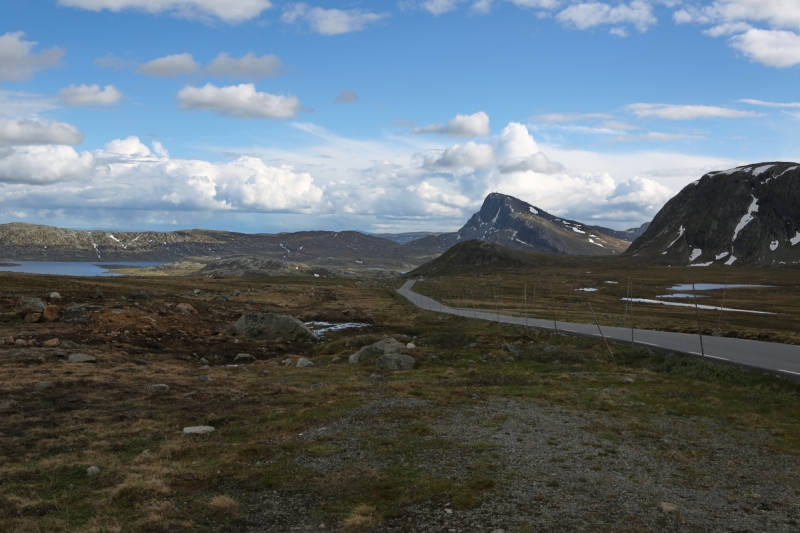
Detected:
[
  {"left": 177, "top": 83, "right": 305, "bottom": 119},
  {"left": 59, "top": 84, "right": 124, "bottom": 106},
  {"left": 556, "top": 1, "right": 656, "bottom": 32},
  {"left": 610, "top": 131, "right": 702, "bottom": 142},
  {"left": 102, "top": 136, "right": 153, "bottom": 158},
  {"left": 508, "top": 0, "right": 562, "bottom": 9},
  {"left": 495, "top": 122, "right": 539, "bottom": 161},
  {"left": 281, "top": 4, "right": 387, "bottom": 35},
  {"left": 205, "top": 52, "right": 282, "bottom": 79},
  {"left": 625, "top": 103, "right": 758, "bottom": 120},
  {"left": 678, "top": 0, "right": 800, "bottom": 31},
  {"left": 335, "top": 90, "right": 359, "bottom": 103},
  {"left": 421, "top": 0, "right": 466, "bottom": 15},
  {"left": 413, "top": 111, "right": 491, "bottom": 137},
  {"left": 703, "top": 21, "right": 752, "bottom": 36},
  {"left": 0, "top": 145, "right": 94, "bottom": 184},
  {"left": 535, "top": 112, "right": 613, "bottom": 123},
  {"left": 0, "top": 118, "right": 84, "bottom": 145},
  {"left": 58, "top": 0, "right": 273, "bottom": 23},
  {"left": 499, "top": 152, "right": 564, "bottom": 173},
  {"left": 471, "top": 0, "right": 493, "bottom": 14},
  {"left": 139, "top": 53, "right": 199, "bottom": 76},
  {"left": 0, "top": 91, "right": 60, "bottom": 116},
  {"left": 423, "top": 141, "right": 495, "bottom": 169},
  {"left": 730, "top": 28, "right": 800, "bottom": 67},
  {"left": 739, "top": 98, "right": 800, "bottom": 108},
  {"left": 0, "top": 32, "right": 64, "bottom": 81}
]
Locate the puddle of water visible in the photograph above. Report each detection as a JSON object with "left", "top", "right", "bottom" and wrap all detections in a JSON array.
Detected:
[
  {"left": 669, "top": 283, "right": 770, "bottom": 291},
  {"left": 0, "top": 261, "right": 164, "bottom": 277},
  {"left": 656, "top": 293, "right": 708, "bottom": 299},
  {"left": 305, "top": 322, "right": 371, "bottom": 335},
  {"left": 621, "top": 298, "right": 773, "bottom": 314}
]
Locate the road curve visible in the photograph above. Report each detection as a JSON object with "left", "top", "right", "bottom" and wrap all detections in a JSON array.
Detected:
[{"left": 397, "top": 280, "right": 800, "bottom": 381}]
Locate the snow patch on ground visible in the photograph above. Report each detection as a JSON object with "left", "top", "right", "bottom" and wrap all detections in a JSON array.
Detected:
[
  {"left": 770, "top": 240, "right": 779, "bottom": 251},
  {"left": 766, "top": 166, "right": 797, "bottom": 183},
  {"left": 572, "top": 226, "right": 585, "bottom": 234},
  {"left": 791, "top": 232, "right": 800, "bottom": 246},
  {"left": 715, "top": 251, "right": 729, "bottom": 260},
  {"left": 752, "top": 164, "right": 773, "bottom": 176},
  {"left": 604, "top": 281, "right": 618, "bottom": 284},
  {"left": 725, "top": 255, "right": 737, "bottom": 265},
  {"left": 529, "top": 206, "right": 538, "bottom": 215},
  {"left": 689, "top": 248, "right": 702, "bottom": 261},
  {"left": 575, "top": 288, "right": 597, "bottom": 292},
  {"left": 719, "top": 166, "right": 746, "bottom": 175},
  {"left": 588, "top": 238, "right": 604, "bottom": 247},
  {"left": 621, "top": 298, "right": 773, "bottom": 314},
  {"left": 109, "top": 234, "right": 120, "bottom": 243},
  {"left": 732, "top": 196, "right": 759, "bottom": 241},
  {"left": 666, "top": 225, "right": 685, "bottom": 249},
  {"left": 689, "top": 261, "right": 713, "bottom": 267}
]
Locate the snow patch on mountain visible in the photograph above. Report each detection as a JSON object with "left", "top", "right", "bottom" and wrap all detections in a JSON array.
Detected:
[
  {"left": 689, "top": 248, "right": 702, "bottom": 261},
  {"left": 732, "top": 196, "right": 758, "bottom": 241},
  {"left": 667, "top": 225, "right": 685, "bottom": 249}
]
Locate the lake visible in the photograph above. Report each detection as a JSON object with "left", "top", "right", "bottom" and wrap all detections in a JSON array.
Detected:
[
  {"left": 0, "top": 262, "right": 164, "bottom": 277},
  {"left": 669, "top": 283, "right": 770, "bottom": 291}
]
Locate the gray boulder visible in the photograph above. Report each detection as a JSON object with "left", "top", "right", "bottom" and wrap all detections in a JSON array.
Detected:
[
  {"left": 296, "top": 357, "right": 314, "bottom": 368},
  {"left": 61, "top": 305, "right": 90, "bottom": 324},
  {"left": 17, "top": 297, "right": 45, "bottom": 316},
  {"left": 234, "top": 353, "right": 255, "bottom": 362},
  {"left": 69, "top": 353, "right": 96, "bottom": 363},
  {"left": 86, "top": 466, "right": 100, "bottom": 476},
  {"left": 234, "top": 312, "right": 317, "bottom": 342},
  {"left": 34, "top": 381, "right": 54, "bottom": 390},
  {"left": 375, "top": 353, "right": 416, "bottom": 370},
  {"left": 148, "top": 384, "right": 170, "bottom": 394},
  {"left": 349, "top": 338, "right": 405, "bottom": 364}
]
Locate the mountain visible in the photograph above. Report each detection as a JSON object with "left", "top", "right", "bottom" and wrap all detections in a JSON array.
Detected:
[
  {"left": 625, "top": 162, "right": 800, "bottom": 266},
  {"left": 373, "top": 232, "right": 442, "bottom": 244},
  {"left": 404, "top": 193, "right": 631, "bottom": 256}
]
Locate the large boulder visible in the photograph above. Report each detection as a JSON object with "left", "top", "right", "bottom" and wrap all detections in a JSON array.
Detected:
[
  {"left": 349, "top": 338, "right": 405, "bottom": 364},
  {"left": 234, "top": 312, "right": 317, "bottom": 343},
  {"left": 61, "top": 305, "right": 90, "bottom": 323},
  {"left": 375, "top": 353, "right": 416, "bottom": 370},
  {"left": 17, "top": 297, "right": 45, "bottom": 316}
]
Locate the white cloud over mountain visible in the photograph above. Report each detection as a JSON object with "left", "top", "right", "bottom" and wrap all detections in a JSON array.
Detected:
[
  {"left": 177, "top": 83, "right": 305, "bottom": 119},
  {"left": 59, "top": 84, "right": 124, "bottom": 106},
  {"left": 414, "top": 112, "right": 491, "bottom": 137},
  {"left": 0, "top": 32, "right": 63, "bottom": 81},
  {"left": 281, "top": 4, "right": 387, "bottom": 35},
  {"left": 58, "top": 0, "right": 273, "bottom": 22}
]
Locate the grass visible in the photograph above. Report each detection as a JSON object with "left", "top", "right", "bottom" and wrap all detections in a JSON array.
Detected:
[{"left": 0, "top": 270, "right": 798, "bottom": 531}]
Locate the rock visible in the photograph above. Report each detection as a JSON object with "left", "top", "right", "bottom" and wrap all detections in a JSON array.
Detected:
[
  {"left": 61, "top": 305, "right": 90, "bottom": 323},
  {"left": 135, "top": 359, "right": 148, "bottom": 365},
  {"left": 268, "top": 360, "right": 278, "bottom": 366},
  {"left": 14, "top": 339, "right": 27, "bottom": 347},
  {"left": 68, "top": 353, "right": 96, "bottom": 363},
  {"left": 406, "top": 342, "right": 416, "bottom": 349},
  {"left": 94, "top": 291, "right": 103, "bottom": 299},
  {"left": 43, "top": 305, "right": 60, "bottom": 322},
  {"left": 282, "top": 358, "right": 293, "bottom": 366},
  {"left": 369, "top": 373, "right": 385, "bottom": 382},
  {"left": 214, "top": 295, "right": 228, "bottom": 301},
  {"left": 128, "top": 291, "right": 150, "bottom": 300},
  {"left": 34, "top": 381, "right": 54, "bottom": 389},
  {"left": 659, "top": 502, "right": 679, "bottom": 514},
  {"left": 234, "top": 353, "right": 255, "bottom": 362},
  {"left": 502, "top": 343, "right": 520, "bottom": 354},
  {"left": 491, "top": 530, "right": 506, "bottom": 533},
  {"left": 246, "top": 299, "right": 257, "bottom": 304},
  {"left": 349, "top": 338, "right": 405, "bottom": 364},
  {"left": 331, "top": 356, "right": 341, "bottom": 363},
  {"left": 177, "top": 303, "right": 197, "bottom": 315},
  {"left": 17, "top": 296, "right": 45, "bottom": 315},
  {"left": 42, "top": 338, "right": 60, "bottom": 347},
  {"left": 623, "top": 377, "right": 635, "bottom": 384},
  {"left": 61, "top": 340, "right": 83, "bottom": 349},
  {"left": 193, "top": 289, "right": 201, "bottom": 295},
  {"left": 49, "top": 292, "right": 61, "bottom": 300},
  {"left": 148, "top": 384, "right": 170, "bottom": 394},
  {"left": 183, "top": 426, "right": 215, "bottom": 435},
  {"left": 375, "top": 353, "right": 416, "bottom": 370},
  {"left": 196, "top": 375, "right": 212, "bottom": 383},
  {"left": 296, "top": 357, "right": 314, "bottom": 368},
  {"left": 86, "top": 466, "right": 100, "bottom": 476},
  {"left": 24, "top": 313, "right": 42, "bottom": 323},
  {"left": 234, "top": 312, "right": 318, "bottom": 343}
]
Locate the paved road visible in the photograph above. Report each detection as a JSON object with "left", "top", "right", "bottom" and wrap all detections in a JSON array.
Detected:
[{"left": 398, "top": 280, "right": 800, "bottom": 381}]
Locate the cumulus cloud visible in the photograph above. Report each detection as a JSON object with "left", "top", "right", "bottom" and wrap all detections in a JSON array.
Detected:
[
  {"left": 494, "top": 122, "right": 538, "bottom": 161},
  {"left": 423, "top": 141, "right": 495, "bottom": 169},
  {"left": 730, "top": 28, "right": 800, "bottom": 67},
  {"left": 0, "top": 32, "right": 64, "bottom": 81},
  {"left": 281, "top": 4, "right": 387, "bottom": 35},
  {"left": 0, "top": 145, "right": 94, "bottom": 184},
  {"left": 334, "top": 90, "right": 359, "bottom": 103},
  {"left": 414, "top": 112, "right": 491, "bottom": 137},
  {"left": 59, "top": 84, "right": 124, "bottom": 106},
  {"left": 0, "top": 118, "right": 83, "bottom": 146},
  {"left": 102, "top": 136, "right": 153, "bottom": 158},
  {"left": 205, "top": 52, "right": 282, "bottom": 79},
  {"left": 177, "top": 83, "right": 305, "bottom": 119},
  {"left": 57, "top": 0, "right": 273, "bottom": 23},
  {"left": 421, "top": 0, "right": 466, "bottom": 15},
  {"left": 625, "top": 103, "right": 758, "bottom": 120},
  {"left": 139, "top": 53, "right": 199, "bottom": 76},
  {"left": 556, "top": 1, "right": 656, "bottom": 32},
  {"left": 499, "top": 152, "right": 564, "bottom": 173}
]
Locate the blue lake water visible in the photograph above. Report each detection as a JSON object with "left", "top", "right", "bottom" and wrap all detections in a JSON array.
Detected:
[
  {"left": 0, "top": 262, "right": 164, "bottom": 277},
  {"left": 669, "top": 284, "right": 770, "bottom": 291}
]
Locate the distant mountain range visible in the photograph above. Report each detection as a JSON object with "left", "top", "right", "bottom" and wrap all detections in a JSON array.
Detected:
[{"left": 625, "top": 162, "right": 800, "bottom": 266}]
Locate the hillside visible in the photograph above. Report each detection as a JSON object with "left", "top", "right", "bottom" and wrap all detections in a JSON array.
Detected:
[{"left": 625, "top": 162, "right": 800, "bottom": 266}]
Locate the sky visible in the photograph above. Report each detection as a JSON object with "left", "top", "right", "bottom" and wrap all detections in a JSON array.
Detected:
[{"left": 1, "top": 0, "right": 799, "bottom": 234}]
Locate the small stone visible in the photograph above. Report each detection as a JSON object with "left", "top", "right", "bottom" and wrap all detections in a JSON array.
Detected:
[
  {"left": 128, "top": 291, "right": 150, "bottom": 300},
  {"left": 234, "top": 353, "right": 255, "bottom": 362},
  {"left": 135, "top": 359, "right": 148, "bottom": 365},
  {"left": 491, "top": 530, "right": 506, "bottom": 533},
  {"left": 34, "top": 381, "right": 54, "bottom": 390},
  {"left": 193, "top": 289, "right": 201, "bottom": 295},
  {"left": 86, "top": 466, "right": 100, "bottom": 476},
  {"left": 140, "top": 449, "right": 150, "bottom": 457},
  {"left": 183, "top": 426, "right": 215, "bottom": 435},
  {"left": 15, "top": 339, "right": 27, "bottom": 347},
  {"left": 148, "top": 384, "right": 170, "bottom": 394},
  {"left": 246, "top": 299, "right": 257, "bottom": 304},
  {"left": 200, "top": 357, "right": 209, "bottom": 365},
  {"left": 331, "top": 356, "right": 341, "bottom": 363},
  {"left": 68, "top": 353, "right": 96, "bottom": 363},
  {"left": 94, "top": 291, "right": 103, "bottom": 299},
  {"left": 24, "top": 313, "right": 42, "bottom": 323},
  {"left": 268, "top": 360, "right": 278, "bottom": 366},
  {"left": 43, "top": 305, "right": 60, "bottom": 322},
  {"left": 369, "top": 373, "right": 385, "bottom": 382},
  {"left": 196, "top": 375, "right": 212, "bottom": 383},
  {"left": 261, "top": 370, "right": 270, "bottom": 375},
  {"left": 282, "top": 358, "right": 293, "bottom": 366},
  {"left": 42, "top": 338, "right": 61, "bottom": 347},
  {"left": 296, "top": 357, "right": 314, "bottom": 368},
  {"left": 659, "top": 502, "right": 678, "bottom": 514},
  {"left": 623, "top": 377, "right": 635, "bottom": 384},
  {"left": 177, "top": 303, "right": 197, "bottom": 315},
  {"left": 406, "top": 342, "right": 416, "bottom": 349},
  {"left": 444, "top": 508, "right": 453, "bottom": 515},
  {"left": 49, "top": 292, "right": 61, "bottom": 300}
]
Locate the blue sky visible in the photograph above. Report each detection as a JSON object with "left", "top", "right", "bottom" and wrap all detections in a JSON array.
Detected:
[{"left": 1, "top": 0, "right": 799, "bottom": 233}]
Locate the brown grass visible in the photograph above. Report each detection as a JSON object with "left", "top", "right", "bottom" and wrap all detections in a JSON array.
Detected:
[
  {"left": 207, "top": 495, "right": 240, "bottom": 516},
  {"left": 342, "top": 504, "right": 378, "bottom": 530}
]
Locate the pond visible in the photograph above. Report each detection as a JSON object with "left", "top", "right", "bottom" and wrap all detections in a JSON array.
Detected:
[
  {"left": 669, "top": 283, "right": 770, "bottom": 291},
  {"left": 0, "top": 261, "right": 164, "bottom": 277},
  {"left": 305, "top": 322, "right": 371, "bottom": 336}
]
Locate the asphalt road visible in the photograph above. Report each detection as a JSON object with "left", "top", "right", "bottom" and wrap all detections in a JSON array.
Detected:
[{"left": 398, "top": 280, "right": 800, "bottom": 381}]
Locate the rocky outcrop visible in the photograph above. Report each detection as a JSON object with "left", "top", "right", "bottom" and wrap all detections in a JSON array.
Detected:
[
  {"left": 348, "top": 338, "right": 405, "bottom": 364},
  {"left": 375, "top": 353, "right": 416, "bottom": 370},
  {"left": 625, "top": 162, "right": 800, "bottom": 266},
  {"left": 234, "top": 312, "right": 318, "bottom": 342}
]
